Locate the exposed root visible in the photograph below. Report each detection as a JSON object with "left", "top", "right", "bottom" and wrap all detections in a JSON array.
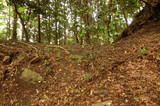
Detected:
[
  {"left": 46, "top": 45, "right": 70, "bottom": 54},
  {"left": 17, "top": 41, "right": 38, "bottom": 52},
  {"left": 0, "top": 44, "right": 14, "bottom": 49},
  {"left": 29, "top": 55, "right": 43, "bottom": 64}
]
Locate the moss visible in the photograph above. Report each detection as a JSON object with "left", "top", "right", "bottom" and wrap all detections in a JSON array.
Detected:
[
  {"left": 82, "top": 73, "right": 91, "bottom": 81},
  {"left": 69, "top": 55, "right": 83, "bottom": 63},
  {"left": 20, "top": 68, "right": 43, "bottom": 84},
  {"left": 138, "top": 47, "right": 148, "bottom": 54}
]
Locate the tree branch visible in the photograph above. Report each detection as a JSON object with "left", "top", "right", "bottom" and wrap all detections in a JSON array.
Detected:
[{"left": 139, "top": 0, "right": 150, "bottom": 6}]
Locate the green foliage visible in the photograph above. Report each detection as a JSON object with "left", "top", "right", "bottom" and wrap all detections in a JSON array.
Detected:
[
  {"left": 82, "top": 73, "right": 91, "bottom": 81},
  {"left": 157, "top": 93, "right": 160, "bottom": 99},
  {"left": 55, "top": 48, "right": 61, "bottom": 58},
  {"left": 0, "top": 30, "right": 7, "bottom": 40},
  {"left": 43, "top": 59, "right": 50, "bottom": 65},
  {"left": 83, "top": 53, "right": 95, "bottom": 60},
  {"left": 44, "top": 47, "right": 54, "bottom": 52},
  {"left": 44, "top": 67, "right": 52, "bottom": 76},
  {"left": 69, "top": 54, "right": 82, "bottom": 63},
  {"left": 138, "top": 47, "right": 148, "bottom": 54},
  {"left": 0, "top": 0, "right": 143, "bottom": 44}
]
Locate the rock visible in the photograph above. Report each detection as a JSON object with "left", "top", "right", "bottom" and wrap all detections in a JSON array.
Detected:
[
  {"left": 92, "top": 100, "right": 112, "bottom": 106},
  {"left": 3, "top": 56, "right": 11, "bottom": 64},
  {"left": 20, "top": 68, "right": 43, "bottom": 84}
]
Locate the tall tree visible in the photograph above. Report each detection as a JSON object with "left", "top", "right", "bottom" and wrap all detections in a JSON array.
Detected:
[
  {"left": 11, "top": 5, "right": 18, "bottom": 41},
  {"left": 80, "top": 0, "right": 94, "bottom": 44},
  {"left": 0, "top": 0, "right": 144, "bottom": 44},
  {"left": 121, "top": 0, "right": 160, "bottom": 37},
  {"left": 37, "top": 0, "right": 41, "bottom": 43}
]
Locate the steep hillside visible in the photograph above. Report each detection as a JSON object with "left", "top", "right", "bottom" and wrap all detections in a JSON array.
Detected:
[{"left": 1, "top": 21, "right": 160, "bottom": 105}]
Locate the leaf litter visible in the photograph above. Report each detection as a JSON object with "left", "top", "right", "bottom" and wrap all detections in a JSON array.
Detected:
[{"left": 1, "top": 21, "right": 160, "bottom": 105}]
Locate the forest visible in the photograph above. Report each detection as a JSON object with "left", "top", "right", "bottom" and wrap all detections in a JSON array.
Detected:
[
  {"left": 1, "top": 0, "right": 160, "bottom": 105},
  {"left": 0, "top": 0, "right": 142, "bottom": 44}
]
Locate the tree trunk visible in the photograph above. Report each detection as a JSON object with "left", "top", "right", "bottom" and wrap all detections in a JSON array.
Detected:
[
  {"left": 122, "top": 9, "right": 129, "bottom": 27},
  {"left": 63, "top": 29, "right": 67, "bottom": 45},
  {"left": 74, "top": 31, "right": 79, "bottom": 44},
  {"left": 54, "top": 0, "right": 58, "bottom": 45},
  {"left": 55, "top": 21, "right": 58, "bottom": 45},
  {"left": 12, "top": 6, "right": 17, "bottom": 41},
  {"left": 121, "top": 0, "right": 160, "bottom": 38},
  {"left": 20, "top": 18, "right": 29, "bottom": 42},
  {"left": 107, "top": 0, "right": 112, "bottom": 38},
  {"left": 21, "top": 27, "right": 25, "bottom": 41},
  {"left": 13, "top": 4, "right": 29, "bottom": 42},
  {"left": 37, "top": 0, "right": 41, "bottom": 43},
  {"left": 80, "top": 0, "right": 94, "bottom": 44},
  {"left": 71, "top": 4, "right": 79, "bottom": 44},
  {"left": 46, "top": 15, "right": 51, "bottom": 44},
  {"left": 37, "top": 14, "right": 41, "bottom": 43},
  {"left": 8, "top": 6, "right": 11, "bottom": 39}
]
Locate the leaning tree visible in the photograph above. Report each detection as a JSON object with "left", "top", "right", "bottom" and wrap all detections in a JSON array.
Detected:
[{"left": 121, "top": 0, "right": 160, "bottom": 37}]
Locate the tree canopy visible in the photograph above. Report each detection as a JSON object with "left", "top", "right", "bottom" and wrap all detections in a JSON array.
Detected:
[{"left": 0, "top": 0, "right": 145, "bottom": 44}]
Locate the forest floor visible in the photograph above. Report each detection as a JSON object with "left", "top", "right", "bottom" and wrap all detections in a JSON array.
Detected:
[{"left": 1, "top": 22, "right": 160, "bottom": 106}]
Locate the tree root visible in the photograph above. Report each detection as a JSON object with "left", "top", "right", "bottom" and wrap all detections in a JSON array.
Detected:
[
  {"left": 46, "top": 45, "right": 70, "bottom": 54},
  {"left": 0, "top": 44, "right": 14, "bottom": 49},
  {"left": 17, "top": 41, "right": 38, "bottom": 52}
]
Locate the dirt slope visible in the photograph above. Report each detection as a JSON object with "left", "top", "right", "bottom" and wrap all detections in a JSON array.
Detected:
[{"left": 1, "top": 21, "right": 160, "bottom": 106}]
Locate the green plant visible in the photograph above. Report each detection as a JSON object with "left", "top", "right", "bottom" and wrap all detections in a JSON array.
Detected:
[
  {"left": 45, "top": 47, "right": 54, "bottom": 52},
  {"left": 157, "top": 93, "right": 160, "bottom": 98},
  {"left": 84, "top": 53, "right": 95, "bottom": 60},
  {"left": 44, "top": 67, "right": 52, "bottom": 76},
  {"left": 138, "top": 47, "right": 148, "bottom": 54},
  {"left": 82, "top": 73, "right": 91, "bottom": 81},
  {"left": 43, "top": 59, "right": 50, "bottom": 65},
  {"left": 69, "top": 55, "right": 82, "bottom": 63},
  {"left": 55, "top": 48, "right": 61, "bottom": 58}
]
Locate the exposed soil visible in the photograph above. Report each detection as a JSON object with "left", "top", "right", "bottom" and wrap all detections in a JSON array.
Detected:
[{"left": 1, "top": 21, "right": 160, "bottom": 106}]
